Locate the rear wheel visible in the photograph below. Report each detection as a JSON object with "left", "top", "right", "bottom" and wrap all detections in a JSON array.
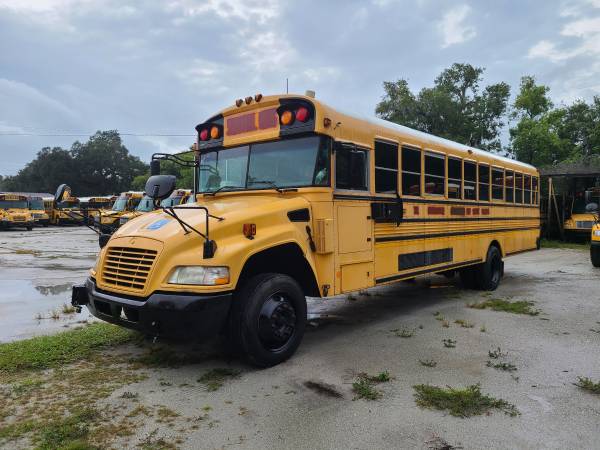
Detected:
[
  {"left": 26, "top": 226, "right": 32, "bottom": 231},
  {"left": 591, "top": 246, "right": 600, "bottom": 268},
  {"left": 475, "top": 245, "right": 503, "bottom": 291},
  {"left": 228, "top": 273, "right": 307, "bottom": 367}
]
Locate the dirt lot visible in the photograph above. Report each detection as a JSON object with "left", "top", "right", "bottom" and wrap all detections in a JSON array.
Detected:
[{"left": 1, "top": 227, "right": 599, "bottom": 449}]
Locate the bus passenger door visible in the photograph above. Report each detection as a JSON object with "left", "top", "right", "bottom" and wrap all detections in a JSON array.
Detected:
[{"left": 333, "top": 143, "right": 374, "bottom": 294}]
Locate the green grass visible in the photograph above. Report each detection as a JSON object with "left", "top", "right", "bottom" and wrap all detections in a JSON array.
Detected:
[
  {"left": 33, "top": 408, "right": 97, "bottom": 450},
  {"left": 574, "top": 377, "right": 600, "bottom": 394},
  {"left": 352, "top": 372, "right": 391, "bottom": 400},
  {"left": 197, "top": 368, "right": 241, "bottom": 391},
  {"left": 0, "top": 323, "right": 138, "bottom": 374},
  {"left": 468, "top": 299, "right": 540, "bottom": 316},
  {"left": 443, "top": 339, "right": 456, "bottom": 348},
  {"left": 454, "top": 319, "right": 474, "bottom": 328},
  {"left": 541, "top": 239, "right": 589, "bottom": 250},
  {"left": 488, "top": 347, "right": 506, "bottom": 359},
  {"left": 391, "top": 328, "right": 414, "bottom": 338},
  {"left": 419, "top": 359, "right": 437, "bottom": 368},
  {"left": 413, "top": 384, "right": 519, "bottom": 417}
]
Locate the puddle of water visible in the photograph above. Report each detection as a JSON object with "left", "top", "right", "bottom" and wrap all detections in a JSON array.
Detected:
[{"left": 0, "top": 279, "right": 92, "bottom": 343}]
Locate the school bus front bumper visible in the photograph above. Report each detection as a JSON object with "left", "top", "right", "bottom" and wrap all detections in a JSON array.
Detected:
[{"left": 72, "top": 279, "right": 232, "bottom": 339}]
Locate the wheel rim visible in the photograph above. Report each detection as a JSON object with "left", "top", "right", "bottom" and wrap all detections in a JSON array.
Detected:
[
  {"left": 491, "top": 254, "right": 501, "bottom": 285},
  {"left": 258, "top": 292, "right": 297, "bottom": 351}
]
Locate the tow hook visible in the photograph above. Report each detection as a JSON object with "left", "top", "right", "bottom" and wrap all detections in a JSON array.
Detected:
[{"left": 71, "top": 284, "right": 89, "bottom": 313}]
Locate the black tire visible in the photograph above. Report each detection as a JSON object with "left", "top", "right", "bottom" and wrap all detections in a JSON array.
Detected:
[
  {"left": 591, "top": 246, "right": 600, "bottom": 268},
  {"left": 26, "top": 226, "right": 32, "bottom": 231},
  {"left": 228, "top": 273, "right": 307, "bottom": 367},
  {"left": 475, "top": 245, "right": 503, "bottom": 291},
  {"left": 459, "top": 267, "right": 478, "bottom": 289}
]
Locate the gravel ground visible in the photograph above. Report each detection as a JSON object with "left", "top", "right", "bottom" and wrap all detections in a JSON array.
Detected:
[{"left": 1, "top": 227, "right": 599, "bottom": 449}]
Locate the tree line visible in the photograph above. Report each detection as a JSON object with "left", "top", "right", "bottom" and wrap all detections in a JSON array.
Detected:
[{"left": 376, "top": 63, "right": 600, "bottom": 167}]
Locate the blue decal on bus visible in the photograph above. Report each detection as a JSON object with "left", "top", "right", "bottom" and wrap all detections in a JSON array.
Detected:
[{"left": 146, "top": 218, "right": 170, "bottom": 230}]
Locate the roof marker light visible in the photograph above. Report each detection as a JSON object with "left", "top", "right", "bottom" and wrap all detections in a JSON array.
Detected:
[
  {"left": 235, "top": 99, "right": 243, "bottom": 107},
  {"left": 245, "top": 96, "right": 253, "bottom": 105},
  {"left": 254, "top": 93, "right": 263, "bottom": 102}
]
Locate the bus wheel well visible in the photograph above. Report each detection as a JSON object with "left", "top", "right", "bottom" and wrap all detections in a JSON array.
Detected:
[
  {"left": 237, "top": 243, "right": 320, "bottom": 297},
  {"left": 489, "top": 240, "right": 502, "bottom": 256}
]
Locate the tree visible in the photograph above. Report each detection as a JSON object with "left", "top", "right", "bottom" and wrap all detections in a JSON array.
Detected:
[
  {"left": 512, "top": 76, "right": 553, "bottom": 120},
  {"left": 1, "top": 131, "right": 148, "bottom": 195},
  {"left": 376, "top": 63, "right": 511, "bottom": 150},
  {"left": 71, "top": 131, "right": 147, "bottom": 195}
]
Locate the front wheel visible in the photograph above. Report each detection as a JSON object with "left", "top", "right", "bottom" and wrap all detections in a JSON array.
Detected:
[
  {"left": 591, "top": 245, "right": 600, "bottom": 268},
  {"left": 228, "top": 273, "right": 307, "bottom": 367},
  {"left": 26, "top": 226, "right": 33, "bottom": 231}
]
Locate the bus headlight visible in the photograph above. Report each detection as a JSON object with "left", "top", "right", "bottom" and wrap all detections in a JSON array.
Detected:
[
  {"left": 594, "top": 230, "right": 600, "bottom": 237},
  {"left": 168, "top": 266, "right": 230, "bottom": 285}
]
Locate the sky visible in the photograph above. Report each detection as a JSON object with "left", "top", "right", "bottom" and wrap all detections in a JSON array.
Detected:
[{"left": 1, "top": 0, "right": 600, "bottom": 176}]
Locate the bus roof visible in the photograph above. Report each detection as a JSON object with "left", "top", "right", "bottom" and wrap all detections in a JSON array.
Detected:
[
  {"left": 214, "top": 94, "right": 536, "bottom": 172},
  {"left": 0, "top": 193, "right": 27, "bottom": 201}
]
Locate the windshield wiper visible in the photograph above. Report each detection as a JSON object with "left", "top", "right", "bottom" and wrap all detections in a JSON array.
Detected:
[
  {"left": 248, "top": 180, "right": 297, "bottom": 193},
  {"left": 204, "top": 185, "right": 245, "bottom": 196}
]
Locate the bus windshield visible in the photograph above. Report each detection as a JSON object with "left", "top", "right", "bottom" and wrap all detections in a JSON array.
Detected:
[
  {"left": 198, "top": 135, "right": 330, "bottom": 193},
  {"left": 0, "top": 199, "right": 28, "bottom": 209},
  {"left": 136, "top": 196, "right": 155, "bottom": 212},
  {"left": 29, "top": 199, "right": 44, "bottom": 210},
  {"left": 112, "top": 197, "right": 128, "bottom": 211}
]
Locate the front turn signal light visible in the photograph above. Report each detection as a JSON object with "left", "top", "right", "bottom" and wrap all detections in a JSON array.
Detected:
[{"left": 243, "top": 223, "right": 256, "bottom": 238}]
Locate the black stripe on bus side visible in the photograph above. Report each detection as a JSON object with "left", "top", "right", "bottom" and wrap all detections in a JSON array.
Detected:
[
  {"left": 375, "top": 258, "right": 483, "bottom": 284},
  {"left": 332, "top": 193, "right": 539, "bottom": 209},
  {"left": 375, "top": 226, "right": 540, "bottom": 243},
  {"left": 398, "top": 216, "right": 540, "bottom": 223}
]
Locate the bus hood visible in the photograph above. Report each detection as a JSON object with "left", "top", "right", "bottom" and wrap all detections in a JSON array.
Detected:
[{"left": 113, "top": 193, "right": 312, "bottom": 243}]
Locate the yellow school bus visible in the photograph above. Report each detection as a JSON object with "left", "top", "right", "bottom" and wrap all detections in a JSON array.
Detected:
[
  {"left": 564, "top": 188, "right": 600, "bottom": 240},
  {"left": 118, "top": 190, "right": 191, "bottom": 227},
  {"left": 72, "top": 93, "right": 540, "bottom": 367},
  {"left": 28, "top": 196, "right": 50, "bottom": 226},
  {"left": 95, "top": 191, "right": 143, "bottom": 232},
  {"left": 79, "top": 197, "right": 114, "bottom": 224},
  {"left": 0, "top": 194, "right": 34, "bottom": 230}
]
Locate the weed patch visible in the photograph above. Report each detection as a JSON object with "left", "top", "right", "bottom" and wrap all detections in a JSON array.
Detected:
[
  {"left": 352, "top": 372, "right": 391, "bottom": 400},
  {"left": 541, "top": 239, "right": 589, "bottom": 250},
  {"left": 391, "top": 328, "right": 414, "bottom": 338},
  {"left": 574, "top": 377, "right": 600, "bottom": 394},
  {"left": 486, "top": 361, "right": 517, "bottom": 372},
  {"left": 488, "top": 347, "right": 507, "bottom": 359},
  {"left": 413, "top": 384, "right": 519, "bottom": 417},
  {"left": 454, "top": 319, "right": 474, "bottom": 328},
  {"left": 443, "top": 339, "right": 456, "bottom": 348},
  {"left": 133, "top": 347, "right": 205, "bottom": 368},
  {"left": 197, "top": 368, "right": 241, "bottom": 391},
  {"left": 62, "top": 303, "right": 77, "bottom": 315},
  {"left": 419, "top": 359, "right": 437, "bottom": 368},
  {"left": 468, "top": 299, "right": 540, "bottom": 316},
  {"left": 0, "top": 323, "right": 138, "bottom": 373}
]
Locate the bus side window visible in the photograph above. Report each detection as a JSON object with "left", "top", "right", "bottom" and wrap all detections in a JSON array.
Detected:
[
  {"left": 478, "top": 164, "right": 490, "bottom": 201},
  {"left": 448, "top": 157, "right": 462, "bottom": 199},
  {"left": 524, "top": 175, "right": 532, "bottom": 204},
  {"left": 374, "top": 141, "right": 398, "bottom": 193},
  {"left": 335, "top": 145, "right": 369, "bottom": 191},
  {"left": 401, "top": 147, "right": 421, "bottom": 196},
  {"left": 532, "top": 176, "right": 538, "bottom": 204},
  {"left": 424, "top": 152, "right": 445, "bottom": 196},
  {"left": 492, "top": 168, "right": 504, "bottom": 201},
  {"left": 505, "top": 170, "right": 514, "bottom": 203},
  {"left": 515, "top": 173, "right": 523, "bottom": 203},
  {"left": 464, "top": 161, "right": 476, "bottom": 200}
]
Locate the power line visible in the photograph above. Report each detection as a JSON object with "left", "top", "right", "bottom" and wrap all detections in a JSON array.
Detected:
[{"left": 0, "top": 132, "right": 195, "bottom": 137}]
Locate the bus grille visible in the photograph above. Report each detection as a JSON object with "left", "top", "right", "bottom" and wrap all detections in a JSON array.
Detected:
[
  {"left": 101, "top": 247, "right": 157, "bottom": 291},
  {"left": 576, "top": 221, "right": 594, "bottom": 229}
]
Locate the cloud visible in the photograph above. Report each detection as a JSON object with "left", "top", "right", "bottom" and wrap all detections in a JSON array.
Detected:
[
  {"left": 438, "top": 4, "right": 476, "bottom": 48},
  {"left": 166, "top": 0, "right": 280, "bottom": 25}
]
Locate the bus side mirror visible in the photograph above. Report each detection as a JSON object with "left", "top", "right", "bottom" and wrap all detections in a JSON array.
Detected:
[
  {"left": 150, "top": 160, "right": 161, "bottom": 176},
  {"left": 54, "top": 184, "right": 71, "bottom": 204},
  {"left": 586, "top": 202, "right": 599, "bottom": 213},
  {"left": 145, "top": 175, "right": 176, "bottom": 201},
  {"left": 99, "top": 233, "right": 111, "bottom": 248}
]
